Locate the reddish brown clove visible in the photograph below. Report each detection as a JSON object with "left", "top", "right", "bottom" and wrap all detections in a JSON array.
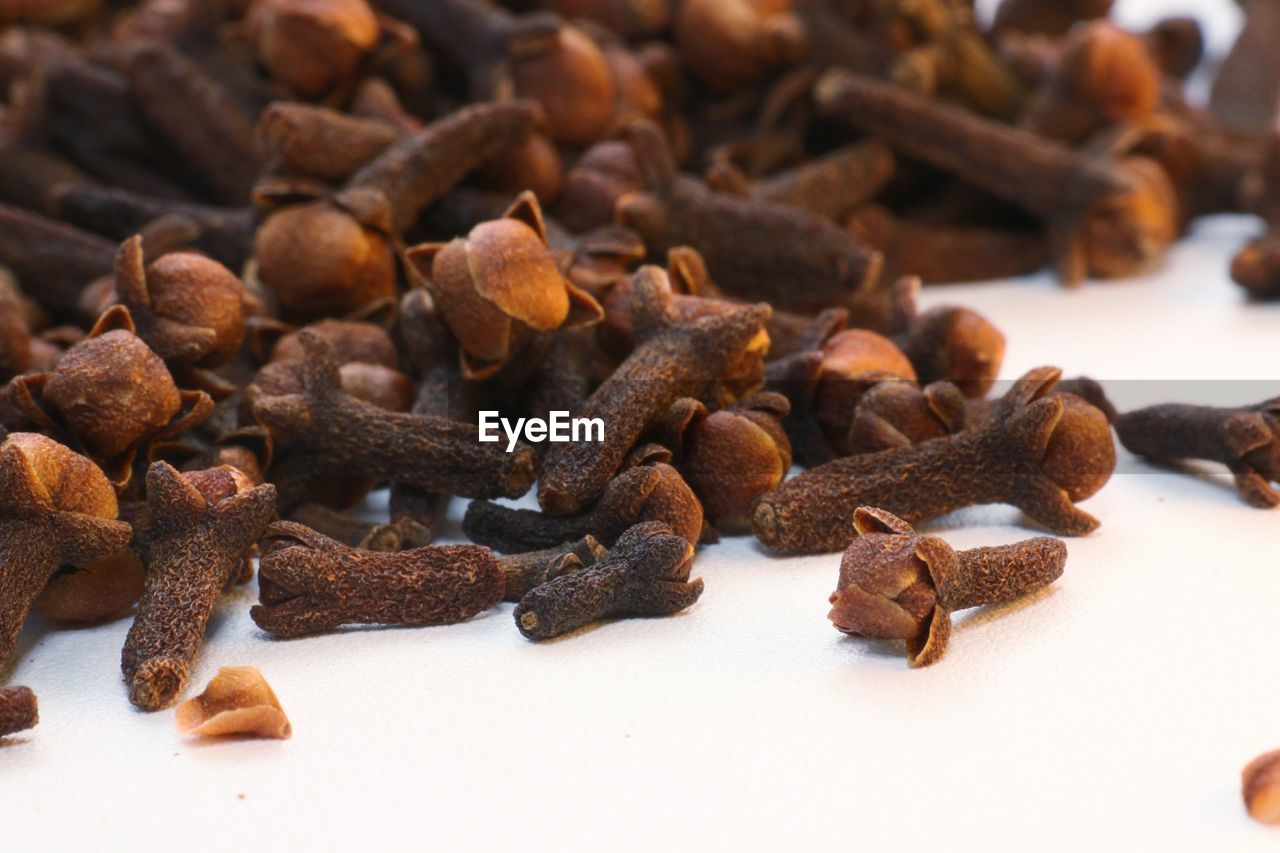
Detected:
[
  {"left": 514, "top": 521, "right": 701, "bottom": 640},
  {"left": 828, "top": 506, "right": 1066, "bottom": 667},
  {"left": 844, "top": 379, "right": 969, "bottom": 456},
  {"left": 240, "top": 0, "right": 380, "bottom": 97},
  {"left": 497, "top": 535, "right": 608, "bottom": 601},
  {"left": 1244, "top": 749, "right": 1280, "bottom": 824},
  {"left": 251, "top": 521, "right": 503, "bottom": 637}
]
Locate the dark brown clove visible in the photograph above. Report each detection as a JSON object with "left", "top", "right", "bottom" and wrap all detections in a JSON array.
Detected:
[
  {"left": 537, "top": 264, "right": 769, "bottom": 515},
  {"left": 251, "top": 330, "right": 535, "bottom": 507},
  {"left": 754, "top": 367, "right": 1116, "bottom": 553},
  {"left": 251, "top": 521, "right": 503, "bottom": 637},
  {"left": 513, "top": 521, "right": 702, "bottom": 640},
  {"left": 121, "top": 463, "right": 277, "bottom": 711},
  {"left": 828, "top": 506, "right": 1066, "bottom": 667},
  {"left": 256, "top": 100, "right": 400, "bottom": 182},
  {"left": 616, "top": 121, "right": 884, "bottom": 314},
  {"left": 0, "top": 203, "right": 115, "bottom": 317},
  {"left": 467, "top": 443, "right": 704, "bottom": 552},
  {"left": 1115, "top": 398, "right": 1280, "bottom": 508},
  {"left": 497, "top": 535, "right": 608, "bottom": 601}
]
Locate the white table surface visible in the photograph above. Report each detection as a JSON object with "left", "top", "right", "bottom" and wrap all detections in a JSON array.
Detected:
[{"left": 5, "top": 4, "right": 1280, "bottom": 851}]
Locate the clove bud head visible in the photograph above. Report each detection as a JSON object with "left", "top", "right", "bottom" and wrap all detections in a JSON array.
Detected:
[
  {"left": 245, "top": 0, "right": 380, "bottom": 96},
  {"left": 1042, "top": 392, "right": 1116, "bottom": 502}
]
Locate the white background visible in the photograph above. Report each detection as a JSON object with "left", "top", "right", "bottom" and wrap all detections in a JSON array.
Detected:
[{"left": 4, "top": 2, "right": 1279, "bottom": 851}]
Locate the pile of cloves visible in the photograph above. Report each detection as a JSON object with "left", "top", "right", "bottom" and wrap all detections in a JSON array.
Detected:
[{"left": 0, "top": 1, "right": 1274, "bottom": 785}]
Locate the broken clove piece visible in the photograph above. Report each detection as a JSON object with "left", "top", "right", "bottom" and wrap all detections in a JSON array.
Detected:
[
  {"left": 0, "top": 686, "right": 38, "bottom": 737},
  {"left": 497, "top": 536, "right": 608, "bottom": 602},
  {"left": 514, "top": 521, "right": 702, "bottom": 640},
  {"left": 175, "top": 666, "right": 291, "bottom": 740}
]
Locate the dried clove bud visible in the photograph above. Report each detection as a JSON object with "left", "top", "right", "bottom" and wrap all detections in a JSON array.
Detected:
[
  {"left": 1244, "top": 749, "right": 1280, "bottom": 824},
  {"left": 240, "top": 0, "right": 379, "bottom": 96},
  {"left": 33, "top": 547, "right": 146, "bottom": 623},
  {"left": 175, "top": 666, "right": 292, "bottom": 740},
  {"left": 122, "top": 463, "right": 277, "bottom": 711},
  {"left": 0, "top": 433, "right": 133, "bottom": 669},
  {"left": 672, "top": 393, "right": 792, "bottom": 533},
  {"left": 467, "top": 444, "right": 704, "bottom": 552},
  {"left": 251, "top": 521, "right": 503, "bottom": 637},
  {"left": 673, "top": 0, "right": 804, "bottom": 94},
  {"left": 617, "top": 121, "right": 884, "bottom": 314},
  {"left": 754, "top": 368, "right": 1116, "bottom": 553},
  {"left": 890, "top": 278, "right": 1007, "bottom": 398},
  {"left": 556, "top": 139, "right": 645, "bottom": 233},
  {"left": 514, "top": 521, "right": 702, "bottom": 640},
  {"left": 845, "top": 379, "right": 969, "bottom": 455},
  {"left": 0, "top": 686, "right": 38, "bottom": 737},
  {"left": 251, "top": 331, "right": 535, "bottom": 508},
  {"left": 112, "top": 235, "right": 248, "bottom": 381},
  {"left": 405, "top": 192, "right": 604, "bottom": 379},
  {"left": 7, "top": 306, "right": 212, "bottom": 485},
  {"left": 497, "top": 536, "right": 608, "bottom": 601},
  {"left": 1115, "top": 398, "right": 1280, "bottom": 508},
  {"left": 537, "top": 265, "right": 769, "bottom": 515},
  {"left": 256, "top": 101, "right": 399, "bottom": 182},
  {"left": 828, "top": 507, "right": 1066, "bottom": 667}
]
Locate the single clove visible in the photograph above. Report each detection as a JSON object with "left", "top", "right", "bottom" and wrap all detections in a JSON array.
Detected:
[
  {"left": 828, "top": 506, "right": 1066, "bottom": 667},
  {"left": 0, "top": 686, "right": 38, "bottom": 737},
  {"left": 497, "top": 536, "right": 608, "bottom": 602}
]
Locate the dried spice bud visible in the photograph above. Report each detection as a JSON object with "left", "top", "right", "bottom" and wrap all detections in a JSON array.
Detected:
[
  {"left": 122, "top": 463, "right": 277, "bottom": 711},
  {"left": 850, "top": 206, "right": 1049, "bottom": 290},
  {"left": 0, "top": 274, "right": 32, "bottom": 380},
  {"left": 251, "top": 331, "right": 535, "bottom": 507},
  {"left": 0, "top": 686, "right": 37, "bottom": 737},
  {"left": 0, "top": 433, "right": 133, "bottom": 669},
  {"left": 815, "top": 70, "right": 1178, "bottom": 286},
  {"left": 1115, "top": 399, "right": 1280, "bottom": 508},
  {"left": 252, "top": 521, "right": 502, "bottom": 637},
  {"left": 467, "top": 444, "right": 704, "bottom": 552},
  {"left": 256, "top": 101, "right": 400, "bottom": 182},
  {"left": 1144, "top": 17, "right": 1204, "bottom": 82},
  {"left": 547, "top": 0, "right": 670, "bottom": 40},
  {"left": 288, "top": 503, "right": 429, "bottom": 552},
  {"left": 33, "top": 548, "right": 146, "bottom": 623},
  {"left": 252, "top": 359, "right": 413, "bottom": 413},
  {"left": 754, "top": 368, "right": 1116, "bottom": 553},
  {"left": 1209, "top": 0, "right": 1280, "bottom": 133},
  {"left": 828, "top": 507, "right": 1066, "bottom": 667},
  {"left": 538, "top": 265, "right": 769, "bottom": 515},
  {"left": 113, "top": 235, "right": 248, "bottom": 374},
  {"left": 1021, "top": 21, "right": 1161, "bottom": 145},
  {"left": 845, "top": 379, "right": 968, "bottom": 456},
  {"left": 176, "top": 666, "right": 291, "bottom": 740},
  {"left": 406, "top": 192, "right": 604, "bottom": 379},
  {"left": 1231, "top": 233, "right": 1280, "bottom": 301},
  {"left": 811, "top": 329, "right": 916, "bottom": 448},
  {"left": 706, "top": 140, "right": 895, "bottom": 223},
  {"left": 556, "top": 139, "right": 645, "bottom": 233},
  {"left": 8, "top": 306, "right": 212, "bottom": 484},
  {"left": 617, "top": 121, "right": 884, "bottom": 313},
  {"left": 890, "top": 280, "right": 1007, "bottom": 398},
  {"left": 673, "top": 0, "right": 804, "bottom": 94},
  {"left": 241, "top": 0, "right": 379, "bottom": 96},
  {"left": 677, "top": 393, "right": 791, "bottom": 533},
  {"left": 476, "top": 133, "right": 564, "bottom": 203},
  {"left": 1244, "top": 749, "right": 1280, "bottom": 824},
  {"left": 514, "top": 521, "right": 702, "bottom": 640},
  {"left": 268, "top": 319, "right": 398, "bottom": 367},
  {"left": 0, "top": 203, "right": 116, "bottom": 318},
  {"left": 497, "top": 536, "right": 608, "bottom": 601}
]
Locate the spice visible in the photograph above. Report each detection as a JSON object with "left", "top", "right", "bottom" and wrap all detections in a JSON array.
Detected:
[
  {"left": 673, "top": 0, "right": 803, "bottom": 94},
  {"left": 7, "top": 305, "right": 213, "bottom": 486},
  {"left": 497, "top": 536, "right": 608, "bottom": 602},
  {"left": 287, "top": 503, "right": 429, "bottom": 553},
  {"left": 990, "top": 0, "right": 1113, "bottom": 38},
  {"left": 1115, "top": 399, "right": 1280, "bottom": 508},
  {"left": 466, "top": 443, "right": 704, "bottom": 552},
  {"left": 617, "top": 121, "right": 884, "bottom": 314},
  {"left": 238, "top": 0, "right": 379, "bottom": 97},
  {"left": 537, "top": 264, "right": 769, "bottom": 515},
  {"left": 33, "top": 547, "right": 147, "bottom": 624},
  {"left": 754, "top": 368, "right": 1116, "bottom": 553},
  {"left": 257, "top": 101, "right": 399, "bottom": 182},
  {"left": 889, "top": 279, "right": 1007, "bottom": 398},
  {"left": 828, "top": 506, "right": 1066, "bottom": 667},
  {"left": 514, "top": 521, "right": 702, "bottom": 640},
  {"left": 845, "top": 379, "right": 968, "bottom": 455},
  {"left": 0, "top": 433, "right": 132, "bottom": 670},
  {"left": 251, "top": 521, "right": 503, "bottom": 637},
  {"left": 1209, "top": 0, "right": 1280, "bottom": 133},
  {"left": 250, "top": 330, "right": 535, "bottom": 509},
  {"left": 175, "top": 666, "right": 292, "bottom": 740},
  {"left": 814, "top": 69, "right": 1178, "bottom": 286},
  {"left": 0, "top": 203, "right": 115, "bottom": 318},
  {"left": 1243, "top": 749, "right": 1280, "bottom": 824},
  {"left": 122, "top": 463, "right": 277, "bottom": 711},
  {"left": 405, "top": 191, "right": 604, "bottom": 379},
  {"left": 0, "top": 686, "right": 38, "bottom": 737}
]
